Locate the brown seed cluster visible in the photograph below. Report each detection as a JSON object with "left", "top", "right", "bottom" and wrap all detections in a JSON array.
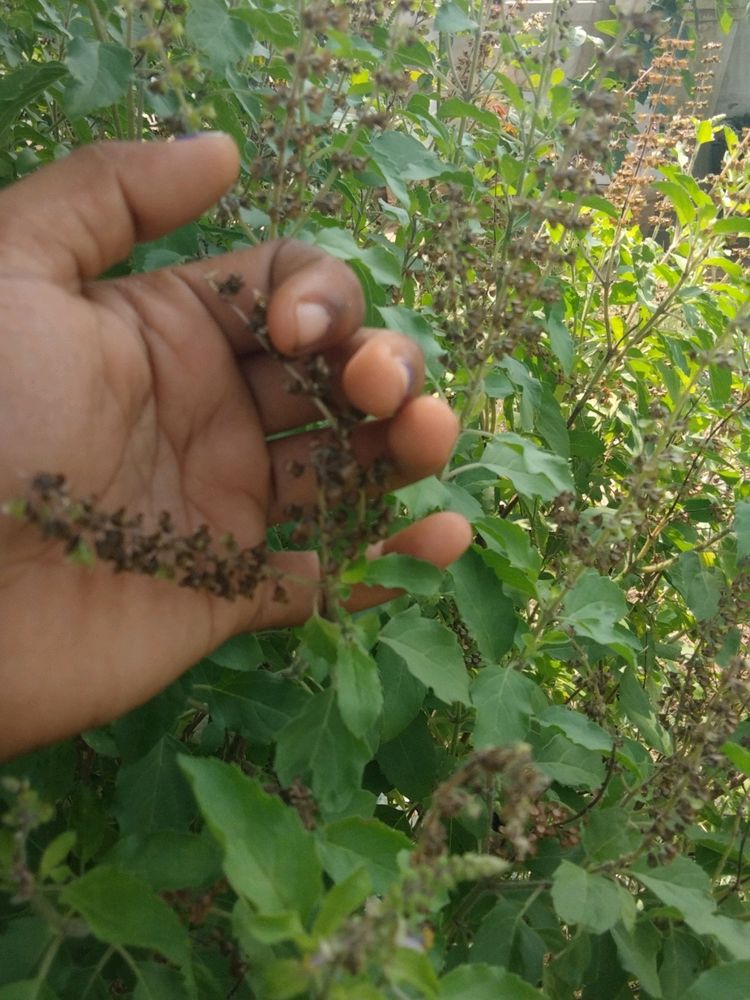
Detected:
[{"left": 17, "top": 473, "right": 270, "bottom": 601}]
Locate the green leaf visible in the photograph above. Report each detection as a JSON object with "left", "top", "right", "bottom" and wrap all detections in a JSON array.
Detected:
[
  {"left": 378, "top": 644, "right": 426, "bottom": 743},
  {"left": 668, "top": 551, "right": 722, "bottom": 620},
  {"left": 205, "top": 633, "right": 263, "bottom": 671},
  {"left": 103, "top": 831, "right": 221, "bottom": 891},
  {"left": 186, "top": 0, "right": 253, "bottom": 72},
  {"left": 619, "top": 668, "right": 672, "bottom": 755},
  {"left": 377, "top": 713, "right": 437, "bottom": 800},
  {"left": 582, "top": 806, "right": 640, "bottom": 863},
  {"left": 551, "top": 861, "right": 621, "bottom": 933},
  {"left": 344, "top": 553, "right": 443, "bottom": 596},
  {"left": 199, "top": 670, "right": 307, "bottom": 744},
  {"left": 335, "top": 638, "right": 383, "bottom": 740},
  {"left": 714, "top": 216, "right": 750, "bottom": 236},
  {"left": 377, "top": 306, "right": 446, "bottom": 379},
  {"left": 472, "top": 666, "right": 547, "bottom": 747},
  {"left": 533, "top": 733, "right": 606, "bottom": 788},
  {"left": 611, "top": 921, "right": 662, "bottom": 998},
  {"left": 476, "top": 433, "right": 574, "bottom": 502},
  {"left": 367, "top": 131, "right": 449, "bottom": 207},
  {"left": 449, "top": 548, "right": 516, "bottom": 662},
  {"left": 179, "top": 756, "right": 322, "bottom": 922},
  {"left": 470, "top": 898, "right": 546, "bottom": 980},
  {"left": 696, "top": 120, "right": 714, "bottom": 145},
  {"left": 545, "top": 306, "right": 574, "bottom": 375},
  {"left": 685, "top": 963, "right": 750, "bottom": 1000},
  {"left": 275, "top": 690, "right": 372, "bottom": 813},
  {"left": 735, "top": 501, "right": 750, "bottom": 561},
  {"left": 312, "top": 867, "right": 371, "bottom": 938},
  {"left": 62, "top": 38, "right": 132, "bottom": 116},
  {"left": 387, "top": 948, "right": 439, "bottom": 998},
  {"left": 540, "top": 706, "right": 613, "bottom": 752},
  {"left": 634, "top": 857, "right": 750, "bottom": 960},
  {"left": 561, "top": 571, "right": 630, "bottom": 646},
  {"left": 318, "top": 817, "right": 411, "bottom": 895},
  {"left": 653, "top": 181, "right": 695, "bottom": 226},
  {"left": 721, "top": 740, "right": 750, "bottom": 776},
  {"left": 379, "top": 607, "right": 470, "bottom": 706},
  {"left": 440, "top": 964, "right": 545, "bottom": 999},
  {"left": 0, "top": 983, "right": 58, "bottom": 1000},
  {"left": 476, "top": 517, "right": 541, "bottom": 575},
  {"left": 437, "top": 97, "right": 499, "bottom": 130},
  {"left": 435, "top": 1, "right": 478, "bottom": 32},
  {"left": 132, "top": 963, "right": 185, "bottom": 1000},
  {"left": 39, "top": 830, "right": 76, "bottom": 880},
  {"left": 0, "top": 62, "right": 67, "bottom": 137},
  {"left": 113, "top": 736, "right": 194, "bottom": 836},
  {"left": 61, "top": 866, "right": 189, "bottom": 970}
]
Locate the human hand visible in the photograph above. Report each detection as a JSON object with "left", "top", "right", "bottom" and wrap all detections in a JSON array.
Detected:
[{"left": 0, "top": 135, "right": 470, "bottom": 759}]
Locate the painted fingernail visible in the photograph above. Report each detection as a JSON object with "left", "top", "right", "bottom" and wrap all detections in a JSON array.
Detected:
[
  {"left": 295, "top": 302, "right": 332, "bottom": 349},
  {"left": 175, "top": 130, "right": 229, "bottom": 141},
  {"left": 398, "top": 359, "right": 415, "bottom": 396}
]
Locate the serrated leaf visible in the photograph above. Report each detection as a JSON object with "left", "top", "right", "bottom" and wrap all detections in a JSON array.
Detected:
[
  {"left": 61, "top": 866, "right": 189, "bottom": 970},
  {"left": 335, "top": 638, "right": 383, "bottom": 740},
  {"left": 367, "top": 131, "right": 449, "bottom": 207},
  {"left": 312, "top": 867, "right": 371, "bottom": 938},
  {"left": 552, "top": 861, "right": 621, "bottom": 933},
  {"left": 379, "top": 607, "right": 470, "bottom": 706},
  {"left": 561, "top": 571, "right": 630, "bottom": 646},
  {"left": 102, "top": 831, "right": 221, "bottom": 892},
  {"left": 449, "top": 548, "right": 516, "bottom": 662},
  {"left": 653, "top": 181, "right": 695, "bottom": 226},
  {"left": 205, "top": 633, "right": 263, "bottom": 671},
  {"left": 634, "top": 857, "right": 750, "bottom": 960},
  {"left": 198, "top": 670, "right": 307, "bottom": 744},
  {"left": 533, "top": 733, "right": 605, "bottom": 788},
  {"left": 62, "top": 38, "right": 131, "bottom": 116},
  {"left": 440, "top": 963, "right": 545, "bottom": 999},
  {"left": 668, "top": 551, "right": 723, "bottom": 620},
  {"left": 377, "top": 644, "right": 426, "bottom": 743},
  {"left": 179, "top": 756, "right": 322, "bottom": 922},
  {"left": 345, "top": 553, "right": 443, "bottom": 596},
  {"left": 685, "top": 962, "right": 750, "bottom": 1000},
  {"left": 582, "top": 806, "right": 640, "bottom": 863},
  {"left": 540, "top": 705, "right": 612, "bottom": 752},
  {"left": 434, "top": 1, "right": 478, "bottom": 32},
  {"left": 0, "top": 62, "right": 67, "bottom": 136},
  {"left": 476, "top": 433, "right": 574, "bottom": 501},
  {"left": 185, "top": 0, "right": 252, "bottom": 72},
  {"left": 318, "top": 817, "right": 411, "bottom": 894},
  {"left": 619, "top": 668, "right": 672, "bottom": 755},
  {"left": 113, "top": 736, "right": 194, "bottom": 836},
  {"left": 275, "top": 689, "right": 371, "bottom": 813},
  {"left": 377, "top": 713, "right": 437, "bottom": 800},
  {"left": 472, "top": 666, "right": 547, "bottom": 747}
]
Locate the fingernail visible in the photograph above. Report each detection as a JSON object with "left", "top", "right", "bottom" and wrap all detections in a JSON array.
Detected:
[
  {"left": 295, "top": 302, "right": 332, "bottom": 349},
  {"left": 397, "top": 359, "right": 415, "bottom": 396},
  {"left": 175, "top": 130, "right": 229, "bottom": 141}
]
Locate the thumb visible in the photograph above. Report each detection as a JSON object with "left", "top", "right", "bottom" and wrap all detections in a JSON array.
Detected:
[{"left": 0, "top": 134, "right": 239, "bottom": 285}]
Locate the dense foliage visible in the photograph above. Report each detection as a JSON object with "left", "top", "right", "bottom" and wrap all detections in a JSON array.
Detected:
[{"left": 1, "top": 1, "right": 749, "bottom": 997}]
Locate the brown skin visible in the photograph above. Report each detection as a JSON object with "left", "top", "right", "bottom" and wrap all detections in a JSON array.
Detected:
[{"left": 0, "top": 134, "right": 471, "bottom": 760}]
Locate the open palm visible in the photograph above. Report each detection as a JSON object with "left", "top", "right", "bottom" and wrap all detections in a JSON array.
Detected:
[{"left": 0, "top": 136, "right": 469, "bottom": 758}]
